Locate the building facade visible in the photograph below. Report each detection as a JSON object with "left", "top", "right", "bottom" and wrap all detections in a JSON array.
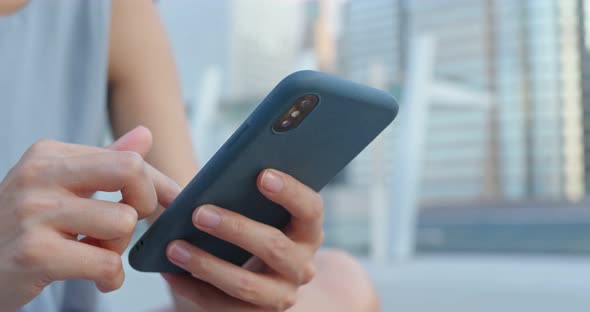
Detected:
[
  {"left": 339, "top": 0, "right": 405, "bottom": 86},
  {"left": 340, "top": 0, "right": 587, "bottom": 203},
  {"left": 340, "top": 0, "right": 495, "bottom": 204},
  {"left": 495, "top": 0, "right": 584, "bottom": 201}
]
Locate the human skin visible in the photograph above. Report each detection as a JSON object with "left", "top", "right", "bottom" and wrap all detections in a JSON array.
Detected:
[
  {"left": 0, "top": 0, "right": 381, "bottom": 311},
  {"left": 0, "top": 129, "right": 181, "bottom": 312},
  {"left": 107, "top": 1, "right": 380, "bottom": 310}
]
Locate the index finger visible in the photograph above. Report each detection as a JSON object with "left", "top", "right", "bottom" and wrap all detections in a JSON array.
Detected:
[
  {"left": 25, "top": 126, "right": 152, "bottom": 158},
  {"left": 57, "top": 152, "right": 180, "bottom": 217},
  {"left": 145, "top": 162, "right": 182, "bottom": 208},
  {"left": 42, "top": 141, "right": 181, "bottom": 209}
]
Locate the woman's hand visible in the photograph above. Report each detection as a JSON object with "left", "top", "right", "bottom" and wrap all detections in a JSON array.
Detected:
[
  {"left": 164, "top": 169, "right": 324, "bottom": 312},
  {"left": 0, "top": 127, "right": 180, "bottom": 312}
]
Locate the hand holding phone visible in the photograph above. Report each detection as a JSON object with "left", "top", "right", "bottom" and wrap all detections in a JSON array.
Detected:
[
  {"left": 130, "top": 70, "right": 397, "bottom": 271},
  {"left": 163, "top": 168, "right": 323, "bottom": 310},
  {"left": 130, "top": 69, "right": 397, "bottom": 311}
]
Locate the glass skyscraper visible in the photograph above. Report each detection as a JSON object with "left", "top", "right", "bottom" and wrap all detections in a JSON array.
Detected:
[
  {"left": 340, "top": 0, "right": 405, "bottom": 86},
  {"left": 340, "top": 0, "right": 495, "bottom": 204},
  {"left": 495, "top": 0, "right": 584, "bottom": 200},
  {"left": 341, "top": 0, "right": 588, "bottom": 203}
]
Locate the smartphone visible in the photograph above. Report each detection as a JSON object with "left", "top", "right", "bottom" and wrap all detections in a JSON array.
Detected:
[{"left": 129, "top": 70, "right": 398, "bottom": 273}]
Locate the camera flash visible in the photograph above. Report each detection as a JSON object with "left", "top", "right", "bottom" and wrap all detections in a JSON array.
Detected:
[{"left": 291, "top": 110, "right": 301, "bottom": 118}]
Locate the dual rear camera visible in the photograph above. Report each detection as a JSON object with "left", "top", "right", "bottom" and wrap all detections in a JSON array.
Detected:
[{"left": 273, "top": 95, "right": 318, "bottom": 133}]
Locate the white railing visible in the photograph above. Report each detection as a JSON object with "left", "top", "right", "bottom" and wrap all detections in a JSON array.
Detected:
[{"left": 379, "top": 35, "right": 492, "bottom": 262}]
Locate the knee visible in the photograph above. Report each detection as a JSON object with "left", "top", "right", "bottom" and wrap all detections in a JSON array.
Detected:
[{"left": 314, "top": 249, "right": 381, "bottom": 312}]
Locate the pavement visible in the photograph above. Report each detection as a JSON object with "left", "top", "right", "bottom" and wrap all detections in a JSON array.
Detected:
[
  {"left": 102, "top": 251, "right": 590, "bottom": 311},
  {"left": 365, "top": 255, "right": 590, "bottom": 312}
]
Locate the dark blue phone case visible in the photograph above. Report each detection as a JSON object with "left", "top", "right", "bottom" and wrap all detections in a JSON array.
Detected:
[{"left": 129, "top": 70, "right": 398, "bottom": 272}]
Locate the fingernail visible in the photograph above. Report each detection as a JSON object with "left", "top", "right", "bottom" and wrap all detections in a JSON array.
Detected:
[
  {"left": 194, "top": 206, "right": 222, "bottom": 229},
  {"left": 262, "top": 170, "right": 284, "bottom": 193},
  {"left": 168, "top": 243, "right": 191, "bottom": 265}
]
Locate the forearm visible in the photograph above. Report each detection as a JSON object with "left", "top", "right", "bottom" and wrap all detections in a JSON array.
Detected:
[
  {"left": 108, "top": 0, "right": 198, "bottom": 187},
  {"left": 107, "top": 2, "right": 201, "bottom": 311},
  {"left": 109, "top": 88, "right": 198, "bottom": 185}
]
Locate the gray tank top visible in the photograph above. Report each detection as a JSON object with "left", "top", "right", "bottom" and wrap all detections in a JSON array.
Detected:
[{"left": 0, "top": 0, "right": 111, "bottom": 311}]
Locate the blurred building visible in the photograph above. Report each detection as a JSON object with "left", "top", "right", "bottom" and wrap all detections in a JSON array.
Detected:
[
  {"left": 159, "top": 0, "right": 230, "bottom": 100},
  {"left": 339, "top": 0, "right": 405, "bottom": 86},
  {"left": 301, "top": 0, "right": 338, "bottom": 73},
  {"left": 406, "top": 0, "right": 498, "bottom": 203},
  {"left": 419, "top": 102, "right": 493, "bottom": 204},
  {"left": 157, "top": 1, "right": 590, "bottom": 258},
  {"left": 162, "top": 0, "right": 588, "bottom": 202},
  {"left": 339, "top": 0, "right": 495, "bottom": 204},
  {"left": 228, "top": 0, "right": 305, "bottom": 98},
  {"left": 577, "top": 0, "right": 590, "bottom": 196},
  {"left": 161, "top": 0, "right": 305, "bottom": 100},
  {"left": 340, "top": 0, "right": 588, "bottom": 203},
  {"left": 408, "top": 0, "right": 496, "bottom": 90},
  {"left": 337, "top": 0, "right": 403, "bottom": 194},
  {"left": 407, "top": 0, "right": 586, "bottom": 202},
  {"left": 495, "top": 0, "right": 584, "bottom": 201}
]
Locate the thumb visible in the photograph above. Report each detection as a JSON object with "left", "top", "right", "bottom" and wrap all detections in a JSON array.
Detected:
[{"left": 108, "top": 126, "right": 153, "bottom": 157}]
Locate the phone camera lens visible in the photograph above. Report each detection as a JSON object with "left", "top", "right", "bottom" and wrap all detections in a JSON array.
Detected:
[
  {"left": 299, "top": 99, "right": 311, "bottom": 109},
  {"left": 280, "top": 119, "right": 292, "bottom": 128},
  {"left": 273, "top": 95, "right": 318, "bottom": 133}
]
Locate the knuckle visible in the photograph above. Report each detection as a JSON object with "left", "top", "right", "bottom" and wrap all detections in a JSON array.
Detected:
[
  {"left": 298, "top": 193, "right": 324, "bottom": 221},
  {"left": 279, "top": 290, "right": 298, "bottom": 310},
  {"left": 28, "top": 139, "right": 58, "bottom": 154},
  {"left": 234, "top": 275, "right": 259, "bottom": 302},
  {"left": 300, "top": 263, "right": 316, "bottom": 285},
  {"left": 118, "top": 152, "right": 145, "bottom": 178},
  {"left": 189, "top": 255, "right": 210, "bottom": 277},
  {"left": 14, "top": 194, "right": 57, "bottom": 220},
  {"left": 146, "top": 194, "right": 159, "bottom": 216},
  {"left": 14, "top": 194, "right": 36, "bottom": 220},
  {"left": 265, "top": 230, "right": 291, "bottom": 264},
  {"left": 110, "top": 278, "right": 125, "bottom": 292},
  {"left": 13, "top": 158, "right": 51, "bottom": 186},
  {"left": 13, "top": 230, "right": 45, "bottom": 267},
  {"left": 115, "top": 206, "right": 138, "bottom": 235},
  {"left": 100, "top": 254, "right": 123, "bottom": 281},
  {"left": 228, "top": 217, "right": 247, "bottom": 237},
  {"left": 309, "top": 193, "right": 325, "bottom": 220}
]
